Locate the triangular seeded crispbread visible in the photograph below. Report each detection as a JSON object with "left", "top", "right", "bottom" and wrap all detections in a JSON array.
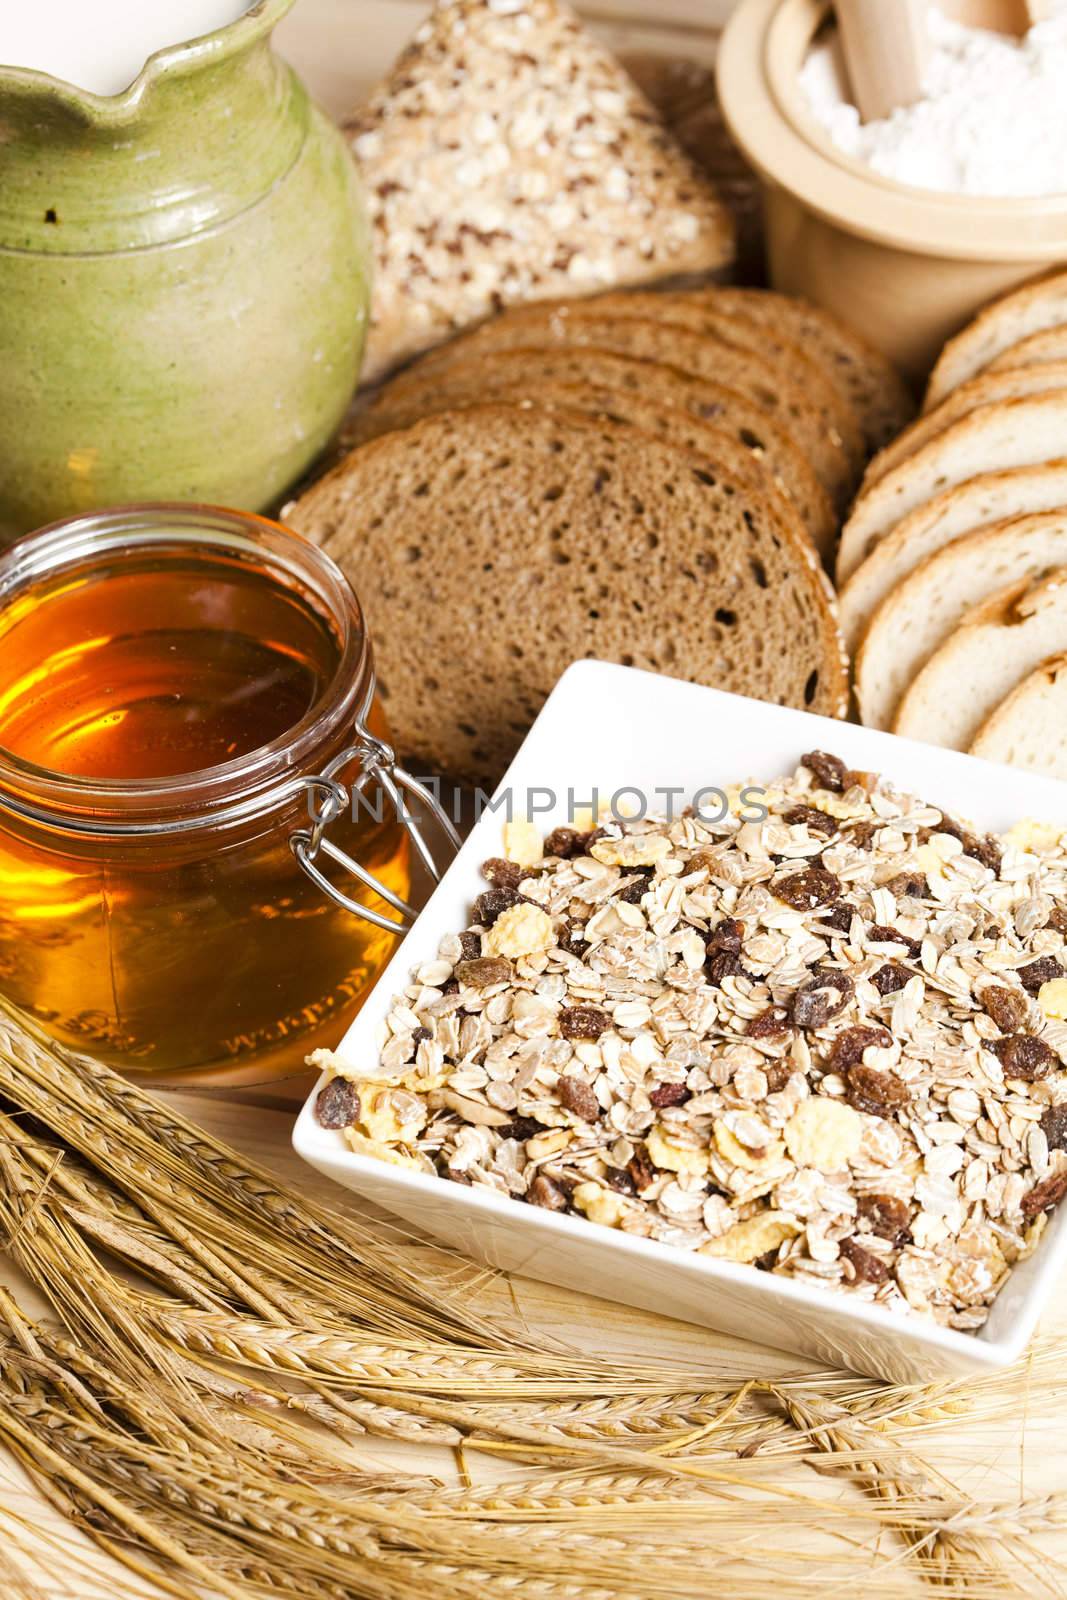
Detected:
[{"left": 346, "top": 0, "right": 735, "bottom": 383}]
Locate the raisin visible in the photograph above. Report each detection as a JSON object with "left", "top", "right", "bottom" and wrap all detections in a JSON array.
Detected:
[
  {"left": 840, "top": 1237, "right": 890, "bottom": 1283},
  {"left": 559, "top": 1005, "right": 609, "bottom": 1040},
  {"left": 500, "top": 1115, "right": 542, "bottom": 1142},
  {"left": 870, "top": 963, "right": 911, "bottom": 996},
  {"left": 458, "top": 930, "right": 482, "bottom": 961},
  {"left": 868, "top": 924, "right": 923, "bottom": 959},
  {"left": 544, "top": 826, "right": 583, "bottom": 859},
  {"left": 555, "top": 921, "right": 586, "bottom": 957},
  {"left": 627, "top": 1145, "right": 656, "bottom": 1191},
  {"left": 315, "top": 1079, "right": 361, "bottom": 1130},
  {"left": 528, "top": 1174, "right": 568, "bottom": 1211},
  {"left": 455, "top": 957, "right": 512, "bottom": 989},
  {"left": 557, "top": 1075, "right": 600, "bottom": 1121},
  {"left": 888, "top": 871, "right": 928, "bottom": 898},
  {"left": 1018, "top": 956, "right": 1065, "bottom": 992},
  {"left": 827, "top": 1024, "right": 892, "bottom": 1073},
  {"left": 1049, "top": 905, "right": 1067, "bottom": 935},
  {"left": 605, "top": 1167, "right": 637, "bottom": 1194},
  {"left": 783, "top": 804, "right": 837, "bottom": 838},
  {"left": 412, "top": 1025, "right": 432, "bottom": 1045},
  {"left": 472, "top": 887, "right": 523, "bottom": 926},
  {"left": 618, "top": 869, "right": 652, "bottom": 904},
  {"left": 480, "top": 856, "right": 525, "bottom": 889},
  {"left": 857, "top": 1193, "right": 910, "bottom": 1244},
  {"left": 847, "top": 1064, "right": 910, "bottom": 1116},
  {"left": 706, "top": 919, "right": 745, "bottom": 986},
  {"left": 981, "top": 985, "right": 1029, "bottom": 1033},
  {"left": 1041, "top": 1103, "right": 1067, "bottom": 1150},
  {"left": 848, "top": 821, "right": 877, "bottom": 851},
  {"left": 707, "top": 917, "right": 744, "bottom": 953},
  {"left": 580, "top": 826, "right": 609, "bottom": 852},
  {"left": 821, "top": 902, "right": 854, "bottom": 934},
  {"left": 1021, "top": 1170, "right": 1067, "bottom": 1219},
  {"left": 964, "top": 833, "right": 1002, "bottom": 874},
  {"left": 649, "top": 1081, "right": 691, "bottom": 1108},
  {"left": 441, "top": 977, "right": 460, "bottom": 995},
  {"left": 747, "top": 1005, "right": 793, "bottom": 1040},
  {"left": 801, "top": 750, "right": 849, "bottom": 792},
  {"left": 764, "top": 1062, "right": 795, "bottom": 1093},
  {"left": 775, "top": 868, "right": 842, "bottom": 910},
  {"left": 791, "top": 967, "right": 854, "bottom": 1028},
  {"left": 753, "top": 1249, "right": 781, "bottom": 1272},
  {"left": 707, "top": 949, "right": 744, "bottom": 986},
  {"left": 987, "top": 1034, "right": 1057, "bottom": 1081}
]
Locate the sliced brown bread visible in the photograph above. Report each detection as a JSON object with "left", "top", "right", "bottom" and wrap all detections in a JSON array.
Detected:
[
  {"left": 346, "top": 347, "right": 836, "bottom": 558},
  {"left": 836, "top": 394, "right": 1067, "bottom": 583},
  {"left": 554, "top": 289, "right": 866, "bottom": 482},
  {"left": 346, "top": 0, "right": 735, "bottom": 382},
  {"left": 970, "top": 653, "right": 1067, "bottom": 776},
  {"left": 925, "top": 268, "right": 1067, "bottom": 409},
  {"left": 344, "top": 380, "right": 825, "bottom": 562},
  {"left": 838, "top": 460, "right": 1067, "bottom": 653},
  {"left": 987, "top": 327, "right": 1067, "bottom": 373},
  {"left": 686, "top": 287, "right": 914, "bottom": 455},
  {"left": 288, "top": 405, "right": 848, "bottom": 784},
  {"left": 406, "top": 304, "right": 857, "bottom": 511},
  {"left": 893, "top": 570, "right": 1067, "bottom": 749},
  {"left": 854, "top": 511, "right": 1067, "bottom": 731},
  {"left": 863, "top": 366, "right": 1067, "bottom": 488}
]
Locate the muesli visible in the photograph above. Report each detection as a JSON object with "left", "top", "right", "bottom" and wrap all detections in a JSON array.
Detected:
[{"left": 313, "top": 753, "right": 1067, "bottom": 1333}]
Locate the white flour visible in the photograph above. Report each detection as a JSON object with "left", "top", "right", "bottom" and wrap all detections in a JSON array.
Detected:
[
  {"left": 800, "top": 4, "right": 1067, "bottom": 196},
  {"left": 0, "top": 1, "right": 250, "bottom": 96}
]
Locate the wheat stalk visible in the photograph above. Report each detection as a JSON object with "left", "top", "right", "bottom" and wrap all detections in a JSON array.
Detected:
[{"left": 0, "top": 997, "right": 1056, "bottom": 1600}]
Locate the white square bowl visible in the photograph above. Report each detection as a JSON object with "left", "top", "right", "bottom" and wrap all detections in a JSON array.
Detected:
[{"left": 293, "top": 661, "right": 1067, "bottom": 1384}]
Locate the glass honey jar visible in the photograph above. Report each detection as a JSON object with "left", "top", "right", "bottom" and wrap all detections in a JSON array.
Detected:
[{"left": 0, "top": 505, "right": 457, "bottom": 1085}]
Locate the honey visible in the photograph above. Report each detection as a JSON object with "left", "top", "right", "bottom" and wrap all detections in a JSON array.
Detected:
[{"left": 0, "top": 506, "right": 411, "bottom": 1084}]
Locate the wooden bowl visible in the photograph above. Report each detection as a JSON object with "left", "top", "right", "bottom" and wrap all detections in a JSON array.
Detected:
[{"left": 717, "top": 0, "right": 1067, "bottom": 379}]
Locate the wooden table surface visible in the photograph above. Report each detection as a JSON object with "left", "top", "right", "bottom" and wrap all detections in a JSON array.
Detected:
[{"left": 5, "top": 3, "right": 1067, "bottom": 1596}]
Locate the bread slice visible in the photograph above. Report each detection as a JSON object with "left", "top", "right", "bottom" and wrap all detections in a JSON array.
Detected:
[
  {"left": 854, "top": 511, "right": 1067, "bottom": 731},
  {"left": 970, "top": 653, "right": 1067, "bottom": 776},
  {"left": 863, "top": 367, "right": 1067, "bottom": 489},
  {"left": 925, "top": 268, "right": 1067, "bottom": 409},
  {"left": 836, "top": 394, "right": 1067, "bottom": 584},
  {"left": 688, "top": 287, "right": 914, "bottom": 455},
  {"left": 288, "top": 405, "right": 848, "bottom": 784},
  {"left": 345, "top": 0, "right": 735, "bottom": 383},
  {"left": 550, "top": 289, "right": 866, "bottom": 482},
  {"left": 406, "top": 303, "right": 856, "bottom": 510},
  {"left": 987, "top": 327, "right": 1067, "bottom": 373},
  {"left": 838, "top": 460, "right": 1067, "bottom": 653},
  {"left": 893, "top": 570, "right": 1067, "bottom": 749},
  {"left": 347, "top": 347, "right": 836, "bottom": 558}
]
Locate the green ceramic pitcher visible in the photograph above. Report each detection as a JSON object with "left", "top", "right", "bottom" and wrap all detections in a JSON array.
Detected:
[{"left": 0, "top": 0, "right": 369, "bottom": 541}]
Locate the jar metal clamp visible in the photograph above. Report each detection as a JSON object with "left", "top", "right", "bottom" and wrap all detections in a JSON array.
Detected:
[{"left": 290, "top": 682, "right": 462, "bottom": 935}]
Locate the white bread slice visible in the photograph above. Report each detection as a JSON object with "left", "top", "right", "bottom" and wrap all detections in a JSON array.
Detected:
[
  {"left": 854, "top": 511, "right": 1067, "bottom": 730},
  {"left": 893, "top": 569, "right": 1067, "bottom": 749},
  {"left": 837, "top": 394, "right": 1067, "bottom": 584},
  {"left": 345, "top": 0, "right": 735, "bottom": 383},
  {"left": 970, "top": 653, "right": 1067, "bottom": 777},
  {"left": 925, "top": 268, "right": 1067, "bottom": 410},
  {"left": 837, "top": 460, "right": 1067, "bottom": 653},
  {"left": 988, "top": 327, "right": 1067, "bottom": 373},
  {"left": 862, "top": 366, "right": 1067, "bottom": 490}
]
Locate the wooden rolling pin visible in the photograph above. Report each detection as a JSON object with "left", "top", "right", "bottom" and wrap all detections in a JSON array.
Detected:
[{"left": 837, "top": 0, "right": 1050, "bottom": 124}]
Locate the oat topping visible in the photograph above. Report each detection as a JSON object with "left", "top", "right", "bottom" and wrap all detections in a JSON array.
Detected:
[{"left": 313, "top": 758, "right": 1067, "bottom": 1333}]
